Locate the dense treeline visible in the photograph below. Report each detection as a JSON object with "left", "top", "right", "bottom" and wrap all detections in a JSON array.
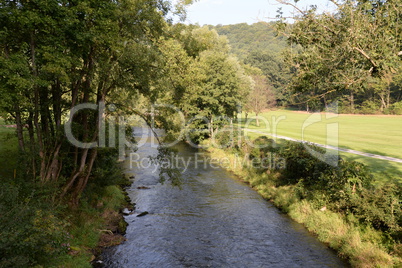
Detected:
[{"left": 211, "top": 22, "right": 292, "bottom": 107}]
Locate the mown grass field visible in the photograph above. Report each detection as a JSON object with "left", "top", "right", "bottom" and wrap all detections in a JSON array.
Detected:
[{"left": 239, "top": 110, "right": 402, "bottom": 179}]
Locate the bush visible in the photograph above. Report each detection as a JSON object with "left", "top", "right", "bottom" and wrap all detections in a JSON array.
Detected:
[
  {"left": 92, "top": 148, "right": 126, "bottom": 187},
  {"left": 358, "top": 100, "right": 381, "bottom": 114},
  {"left": 278, "top": 141, "right": 337, "bottom": 186},
  {"left": 349, "top": 183, "right": 402, "bottom": 234},
  {"left": 0, "top": 183, "right": 70, "bottom": 268},
  {"left": 213, "top": 129, "right": 243, "bottom": 150},
  {"left": 389, "top": 101, "right": 402, "bottom": 115}
]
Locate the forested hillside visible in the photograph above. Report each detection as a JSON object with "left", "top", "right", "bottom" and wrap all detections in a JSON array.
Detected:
[
  {"left": 212, "top": 22, "right": 287, "bottom": 59},
  {"left": 211, "top": 22, "right": 291, "bottom": 106}
]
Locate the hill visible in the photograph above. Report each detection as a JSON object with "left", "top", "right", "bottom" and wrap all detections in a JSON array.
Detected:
[{"left": 211, "top": 22, "right": 287, "bottom": 59}]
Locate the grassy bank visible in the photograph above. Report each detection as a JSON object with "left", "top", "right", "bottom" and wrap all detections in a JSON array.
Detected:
[
  {"left": 0, "top": 119, "right": 130, "bottom": 267},
  {"left": 53, "top": 184, "right": 130, "bottom": 267},
  {"left": 204, "top": 137, "right": 402, "bottom": 267},
  {"left": 239, "top": 110, "right": 402, "bottom": 178}
]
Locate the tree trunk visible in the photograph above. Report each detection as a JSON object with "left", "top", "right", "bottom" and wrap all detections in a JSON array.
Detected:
[
  {"left": 256, "top": 112, "right": 260, "bottom": 127},
  {"left": 30, "top": 31, "right": 47, "bottom": 182},
  {"left": 380, "top": 94, "right": 386, "bottom": 112},
  {"left": 209, "top": 117, "right": 214, "bottom": 138},
  {"left": 386, "top": 86, "right": 391, "bottom": 109},
  {"left": 350, "top": 91, "right": 355, "bottom": 112},
  {"left": 15, "top": 105, "right": 25, "bottom": 152},
  {"left": 27, "top": 112, "right": 36, "bottom": 178},
  {"left": 43, "top": 143, "right": 62, "bottom": 183},
  {"left": 70, "top": 148, "right": 98, "bottom": 207}
]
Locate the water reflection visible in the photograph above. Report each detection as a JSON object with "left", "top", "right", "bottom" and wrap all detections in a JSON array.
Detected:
[{"left": 102, "top": 128, "right": 347, "bottom": 267}]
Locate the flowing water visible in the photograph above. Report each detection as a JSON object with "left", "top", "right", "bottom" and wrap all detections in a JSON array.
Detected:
[{"left": 102, "top": 128, "right": 347, "bottom": 267}]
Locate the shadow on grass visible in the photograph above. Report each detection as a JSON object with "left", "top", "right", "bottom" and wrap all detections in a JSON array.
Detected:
[
  {"left": 236, "top": 118, "right": 269, "bottom": 129},
  {"left": 341, "top": 153, "right": 402, "bottom": 183}
]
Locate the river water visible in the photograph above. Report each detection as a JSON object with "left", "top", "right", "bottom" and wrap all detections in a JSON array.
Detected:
[{"left": 102, "top": 128, "right": 347, "bottom": 267}]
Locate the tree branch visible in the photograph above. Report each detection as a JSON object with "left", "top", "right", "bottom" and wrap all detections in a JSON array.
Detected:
[{"left": 353, "top": 46, "right": 377, "bottom": 67}]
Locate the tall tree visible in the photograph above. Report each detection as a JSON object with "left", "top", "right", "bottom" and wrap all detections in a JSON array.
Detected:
[
  {"left": 247, "top": 75, "right": 276, "bottom": 127},
  {"left": 0, "top": 0, "right": 181, "bottom": 205},
  {"left": 277, "top": 0, "right": 402, "bottom": 112},
  {"left": 156, "top": 25, "right": 252, "bottom": 142}
]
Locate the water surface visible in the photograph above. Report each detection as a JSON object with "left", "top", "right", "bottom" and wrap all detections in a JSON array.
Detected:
[{"left": 103, "top": 128, "right": 346, "bottom": 267}]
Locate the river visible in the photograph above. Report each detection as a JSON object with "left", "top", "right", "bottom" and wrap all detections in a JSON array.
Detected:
[{"left": 102, "top": 128, "right": 347, "bottom": 267}]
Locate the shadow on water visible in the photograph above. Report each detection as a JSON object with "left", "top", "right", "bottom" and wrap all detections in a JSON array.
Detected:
[{"left": 100, "top": 127, "right": 349, "bottom": 268}]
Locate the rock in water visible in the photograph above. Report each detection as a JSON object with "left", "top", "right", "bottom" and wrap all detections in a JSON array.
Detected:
[
  {"left": 122, "top": 208, "right": 132, "bottom": 215},
  {"left": 137, "top": 211, "right": 149, "bottom": 217}
]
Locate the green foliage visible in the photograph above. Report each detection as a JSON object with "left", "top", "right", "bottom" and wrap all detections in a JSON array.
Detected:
[
  {"left": 251, "top": 138, "right": 401, "bottom": 237},
  {"left": 279, "top": 0, "right": 402, "bottom": 112},
  {"left": 159, "top": 24, "right": 252, "bottom": 143},
  {"left": 0, "top": 183, "right": 70, "bottom": 268},
  {"left": 213, "top": 128, "right": 243, "bottom": 150},
  {"left": 211, "top": 22, "right": 290, "bottom": 106},
  {"left": 358, "top": 100, "right": 381, "bottom": 114},
  {"left": 389, "top": 101, "right": 402, "bottom": 115},
  {"left": 212, "top": 22, "right": 287, "bottom": 60},
  {"left": 350, "top": 183, "right": 402, "bottom": 234},
  {"left": 91, "top": 148, "right": 126, "bottom": 187}
]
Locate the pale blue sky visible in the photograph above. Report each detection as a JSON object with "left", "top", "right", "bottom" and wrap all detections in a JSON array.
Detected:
[{"left": 185, "top": 0, "right": 336, "bottom": 25}]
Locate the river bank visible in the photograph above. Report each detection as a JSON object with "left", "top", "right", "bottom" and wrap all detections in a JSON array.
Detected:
[
  {"left": 101, "top": 133, "right": 346, "bottom": 267},
  {"left": 204, "top": 139, "right": 401, "bottom": 267}
]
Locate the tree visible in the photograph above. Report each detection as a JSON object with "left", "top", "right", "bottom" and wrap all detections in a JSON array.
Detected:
[
  {"left": 276, "top": 0, "right": 402, "bottom": 112},
  {"left": 247, "top": 75, "right": 276, "bottom": 127},
  {"left": 155, "top": 25, "right": 252, "bottom": 142},
  {"left": 0, "top": 0, "right": 181, "bottom": 205},
  {"left": 245, "top": 50, "right": 292, "bottom": 106}
]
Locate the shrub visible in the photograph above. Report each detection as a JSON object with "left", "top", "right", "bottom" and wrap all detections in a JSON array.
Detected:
[
  {"left": 0, "top": 183, "right": 70, "bottom": 268},
  {"left": 278, "top": 141, "right": 337, "bottom": 186},
  {"left": 389, "top": 101, "right": 402, "bottom": 115},
  {"left": 358, "top": 100, "right": 381, "bottom": 114}
]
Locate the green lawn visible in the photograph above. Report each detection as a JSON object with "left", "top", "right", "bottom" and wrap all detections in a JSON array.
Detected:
[
  {"left": 0, "top": 118, "right": 19, "bottom": 179},
  {"left": 239, "top": 110, "right": 402, "bottom": 178}
]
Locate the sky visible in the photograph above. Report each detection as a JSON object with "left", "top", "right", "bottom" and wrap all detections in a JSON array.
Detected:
[{"left": 184, "top": 0, "right": 337, "bottom": 26}]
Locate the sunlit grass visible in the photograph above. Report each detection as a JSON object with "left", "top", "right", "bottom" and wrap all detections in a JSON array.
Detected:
[{"left": 237, "top": 110, "right": 402, "bottom": 178}]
